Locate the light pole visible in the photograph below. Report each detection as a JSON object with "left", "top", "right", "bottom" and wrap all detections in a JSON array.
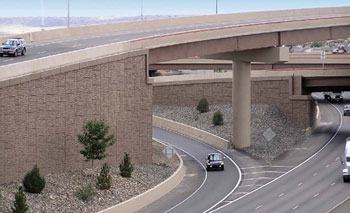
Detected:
[
  {"left": 141, "top": 0, "right": 144, "bottom": 20},
  {"left": 41, "top": 0, "right": 45, "bottom": 30},
  {"left": 216, "top": 0, "right": 218, "bottom": 14},
  {"left": 67, "top": 0, "right": 70, "bottom": 28}
]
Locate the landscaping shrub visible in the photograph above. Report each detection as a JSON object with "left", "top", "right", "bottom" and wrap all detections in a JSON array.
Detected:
[
  {"left": 77, "top": 120, "right": 115, "bottom": 168},
  {"left": 197, "top": 98, "right": 209, "bottom": 113},
  {"left": 119, "top": 153, "right": 134, "bottom": 177},
  {"left": 97, "top": 163, "right": 112, "bottom": 190},
  {"left": 11, "top": 186, "right": 28, "bottom": 213},
  {"left": 213, "top": 110, "right": 224, "bottom": 126},
  {"left": 75, "top": 184, "right": 97, "bottom": 202},
  {"left": 23, "top": 165, "right": 46, "bottom": 194}
]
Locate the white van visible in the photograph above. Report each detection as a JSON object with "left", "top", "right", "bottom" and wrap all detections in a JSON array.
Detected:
[{"left": 342, "top": 138, "right": 350, "bottom": 182}]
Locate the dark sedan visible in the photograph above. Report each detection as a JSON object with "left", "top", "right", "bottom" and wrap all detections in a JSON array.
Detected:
[{"left": 206, "top": 153, "right": 224, "bottom": 171}]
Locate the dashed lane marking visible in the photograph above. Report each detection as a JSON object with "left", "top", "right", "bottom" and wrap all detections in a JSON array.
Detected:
[
  {"left": 278, "top": 193, "right": 284, "bottom": 197},
  {"left": 313, "top": 173, "right": 318, "bottom": 177},
  {"left": 293, "top": 205, "right": 299, "bottom": 210},
  {"left": 185, "top": 174, "right": 197, "bottom": 177},
  {"left": 313, "top": 193, "right": 319, "bottom": 198},
  {"left": 331, "top": 182, "right": 336, "bottom": 186},
  {"left": 298, "top": 182, "right": 303, "bottom": 186},
  {"left": 255, "top": 205, "right": 263, "bottom": 210},
  {"left": 326, "top": 164, "right": 330, "bottom": 168}
]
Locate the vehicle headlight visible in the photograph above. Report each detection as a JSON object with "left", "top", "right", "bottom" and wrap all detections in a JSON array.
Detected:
[
  {"left": 343, "top": 168, "right": 348, "bottom": 175},
  {"left": 206, "top": 162, "right": 210, "bottom": 165},
  {"left": 221, "top": 162, "right": 224, "bottom": 165}
]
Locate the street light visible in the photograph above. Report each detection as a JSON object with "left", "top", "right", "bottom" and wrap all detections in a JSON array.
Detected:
[
  {"left": 141, "top": 0, "right": 144, "bottom": 20},
  {"left": 41, "top": 0, "right": 45, "bottom": 30},
  {"left": 67, "top": 0, "right": 70, "bottom": 28},
  {"left": 216, "top": 0, "right": 218, "bottom": 14}
]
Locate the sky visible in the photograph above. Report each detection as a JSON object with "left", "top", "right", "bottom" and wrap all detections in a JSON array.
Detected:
[{"left": 0, "top": 0, "right": 349, "bottom": 17}]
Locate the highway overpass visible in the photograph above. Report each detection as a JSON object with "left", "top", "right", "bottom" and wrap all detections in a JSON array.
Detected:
[{"left": 0, "top": 7, "right": 350, "bottom": 184}]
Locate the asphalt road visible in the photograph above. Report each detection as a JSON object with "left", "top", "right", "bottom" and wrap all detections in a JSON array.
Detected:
[
  {"left": 141, "top": 127, "right": 240, "bottom": 213},
  {"left": 214, "top": 94, "right": 350, "bottom": 213},
  {"left": 0, "top": 14, "right": 348, "bottom": 66}
]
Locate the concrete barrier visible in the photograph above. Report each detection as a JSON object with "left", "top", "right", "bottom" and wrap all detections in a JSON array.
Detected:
[
  {"left": 153, "top": 116, "right": 229, "bottom": 149},
  {"left": 99, "top": 150, "right": 184, "bottom": 213},
  {"left": 305, "top": 101, "right": 321, "bottom": 136},
  {"left": 1, "top": 7, "right": 349, "bottom": 44}
]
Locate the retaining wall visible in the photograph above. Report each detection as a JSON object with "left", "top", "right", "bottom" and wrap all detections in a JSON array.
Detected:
[
  {"left": 153, "top": 74, "right": 315, "bottom": 129},
  {"left": 0, "top": 50, "right": 152, "bottom": 184}
]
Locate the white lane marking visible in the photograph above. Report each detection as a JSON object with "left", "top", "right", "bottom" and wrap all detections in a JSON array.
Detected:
[
  {"left": 180, "top": 154, "right": 187, "bottom": 157},
  {"left": 241, "top": 165, "right": 294, "bottom": 169},
  {"left": 326, "top": 164, "right": 330, "bottom": 168},
  {"left": 336, "top": 157, "right": 340, "bottom": 161},
  {"left": 293, "top": 205, "right": 299, "bottom": 210},
  {"left": 72, "top": 44, "right": 82, "bottom": 48},
  {"left": 211, "top": 96, "right": 343, "bottom": 212},
  {"left": 37, "top": 51, "right": 47, "bottom": 55},
  {"left": 243, "top": 171, "right": 285, "bottom": 175},
  {"left": 244, "top": 177, "right": 274, "bottom": 181},
  {"left": 313, "top": 193, "right": 319, "bottom": 198},
  {"left": 233, "top": 192, "right": 248, "bottom": 195},
  {"left": 255, "top": 205, "right": 263, "bottom": 210},
  {"left": 185, "top": 174, "right": 197, "bottom": 177},
  {"left": 153, "top": 138, "right": 208, "bottom": 213},
  {"left": 112, "top": 38, "right": 120, "bottom": 41},
  {"left": 298, "top": 182, "right": 303, "bottom": 187},
  {"left": 313, "top": 173, "right": 318, "bottom": 177},
  {"left": 278, "top": 193, "right": 284, "bottom": 197},
  {"left": 3, "top": 59, "right": 13, "bottom": 62},
  {"left": 331, "top": 182, "right": 336, "bottom": 186},
  {"left": 239, "top": 184, "right": 262, "bottom": 187}
]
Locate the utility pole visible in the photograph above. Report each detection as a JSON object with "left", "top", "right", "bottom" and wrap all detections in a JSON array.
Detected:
[
  {"left": 67, "top": 0, "right": 70, "bottom": 28},
  {"left": 141, "top": 0, "right": 144, "bottom": 20},
  {"left": 216, "top": 0, "right": 218, "bottom": 14},
  {"left": 41, "top": 0, "right": 45, "bottom": 30}
]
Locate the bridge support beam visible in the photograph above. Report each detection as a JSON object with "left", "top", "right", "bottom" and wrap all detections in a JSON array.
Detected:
[{"left": 232, "top": 61, "right": 251, "bottom": 148}]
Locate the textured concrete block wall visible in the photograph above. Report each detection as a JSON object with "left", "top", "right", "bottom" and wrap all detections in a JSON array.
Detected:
[
  {"left": 153, "top": 78, "right": 314, "bottom": 129},
  {"left": 0, "top": 54, "right": 152, "bottom": 184}
]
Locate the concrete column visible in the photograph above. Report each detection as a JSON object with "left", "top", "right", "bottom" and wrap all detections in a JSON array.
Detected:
[{"left": 232, "top": 61, "right": 251, "bottom": 148}]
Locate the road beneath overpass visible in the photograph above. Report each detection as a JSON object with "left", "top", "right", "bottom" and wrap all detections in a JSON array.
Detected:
[
  {"left": 213, "top": 94, "right": 350, "bottom": 212},
  {"left": 0, "top": 14, "right": 349, "bottom": 66}
]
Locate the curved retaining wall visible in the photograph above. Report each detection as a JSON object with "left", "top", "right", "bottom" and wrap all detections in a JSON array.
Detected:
[
  {"left": 100, "top": 149, "right": 184, "bottom": 213},
  {"left": 153, "top": 116, "right": 229, "bottom": 149}
]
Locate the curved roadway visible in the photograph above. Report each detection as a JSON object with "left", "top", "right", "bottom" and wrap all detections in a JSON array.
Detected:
[
  {"left": 140, "top": 127, "right": 240, "bottom": 213},
  {"left": 213, "top": 94, "right": 350, "bottom": 212},
  {"left": 0, "top": 14, "right": 349, "bottom": 66}
]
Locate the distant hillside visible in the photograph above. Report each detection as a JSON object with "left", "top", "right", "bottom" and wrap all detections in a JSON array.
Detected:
[{"left": 0, "top": 15, "right": 180, "bottom": 27}]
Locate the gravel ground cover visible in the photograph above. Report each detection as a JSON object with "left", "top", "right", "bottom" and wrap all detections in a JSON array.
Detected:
[
  {"left": 154, "top": 104, "right": 306, "bottom": 162},
  {"left": 0, "top": 142, "right": 179, "bottom": 213}
]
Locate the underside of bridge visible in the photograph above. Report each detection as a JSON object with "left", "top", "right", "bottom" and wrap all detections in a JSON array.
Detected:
[{"left": 303, "top": 76, "right": 350, "bottom": 93}]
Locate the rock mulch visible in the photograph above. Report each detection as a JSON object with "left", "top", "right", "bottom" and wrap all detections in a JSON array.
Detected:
[
  {"left": 153, "top": 104, "right": 306, "bottom": 162},
  {"left": 0, "top": 142, "right": 179, "bottom": 213}
]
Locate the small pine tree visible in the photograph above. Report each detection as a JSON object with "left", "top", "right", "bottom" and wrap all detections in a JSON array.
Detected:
[
  {"left": 97, "top": 163, "right": 112, "bottom": 190},
  {"left": 11, "top": 186, "right": 29, "bottom": 213},
  {"left": 197, "top": 98, "right": 209, "bottom": 113},
  {"left": 213, "top": 110, "right": 224, "bottom": 126},
  {"left": 75, "top": 184, "right": 97, "bottom": 202},
  {"left": 119, "top": 153, "right": 134, "bottom": 178},
  {"left": 23, "top": 165, "right": 46, "bottom": 194},
  {"left": 77, "top": 120, "right": 115, "bottom": 168}
]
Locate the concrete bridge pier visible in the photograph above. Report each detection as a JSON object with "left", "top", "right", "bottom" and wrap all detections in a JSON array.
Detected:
[
  {"left": 232, "top": 61, "right": 251, "bottom": 148},
  {"left": 205, "top": 47, "right": 289, "bottom": 148}
]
